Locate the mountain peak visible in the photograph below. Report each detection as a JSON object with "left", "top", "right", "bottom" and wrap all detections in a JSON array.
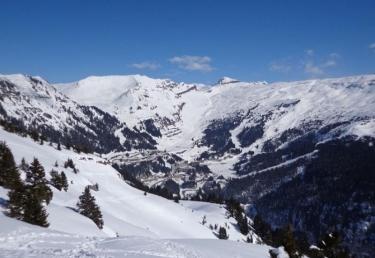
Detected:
[{"left": 216, "top": 76, "right": 240, "bottom": 85}]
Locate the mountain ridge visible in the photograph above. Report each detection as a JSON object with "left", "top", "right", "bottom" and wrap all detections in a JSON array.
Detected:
[{"left": 1, "top": 72, "right": 375, "bottom": 256}]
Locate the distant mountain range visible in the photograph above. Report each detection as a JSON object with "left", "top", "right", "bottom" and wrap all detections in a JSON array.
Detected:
[{"left": 1, "top": 73, "right": 374, "bottom": 256}]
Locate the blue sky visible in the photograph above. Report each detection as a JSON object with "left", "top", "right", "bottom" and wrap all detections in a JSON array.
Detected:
[{"left": 0, "top": 0, "right": 374, "bottom": 84}]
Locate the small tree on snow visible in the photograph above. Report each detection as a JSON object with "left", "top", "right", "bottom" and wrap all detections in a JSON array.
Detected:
[
  {"left": 218, "top": 226, "right": 229, "bottom": 239},
  {"left": 202, "top": 215, "right": 207, "bottom": 225},
  {"left": 50, "top": 170, "right": 68, "bottom": 191},
  {"left": 61, "top": 171, "right": 68, "bottom": 191},
  {"left": 50, "top": 169, "right": 62, "bottom": 191},
  {"left": 77, "top": 186, "right": 104, "bottom": 229}
]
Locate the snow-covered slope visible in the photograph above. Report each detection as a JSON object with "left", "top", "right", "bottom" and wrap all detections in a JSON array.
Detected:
[
  {"left": 0, "top": 213, "right": 272, "bottom": 258},
  {"left": 3, "top": 73, "right": 375, "bottom": 256},
  {"left": 0, "top": 128, "right": 258, "bottom": 242},
  {"left": 56, "top": 75, "right": 192, "bottom": 129},
  {"left": 56, "top": 74, "right": 375, "bottom": 257},
  {"left": 0, "top": 74, "right": 157, "bottom": 153},
  {"left": 57, "top": 74, "right": 375, "bottom": 173}
]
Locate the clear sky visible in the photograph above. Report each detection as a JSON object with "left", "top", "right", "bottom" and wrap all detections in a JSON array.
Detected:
[{"left": 1, "top": 0, "right": 374, "bottom": 84}]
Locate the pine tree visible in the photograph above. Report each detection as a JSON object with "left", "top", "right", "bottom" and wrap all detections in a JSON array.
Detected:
[
  {"left": 8, "top": 184, "right": 27, "bottom": 220},
  {"left": 50, "top": 169, "right": 62, "bottom": 191},
  {"left": 5, "top": 154, "right": 27, "bottom": 220},
  {"left": 30, "top": 130, "right": 39, "bottom": 142},
  {"left": 0, "top": 145, "right": 27, "bottom": 221},
  {"left": 23, "top": 189, "right": 49, "bottom": 227},
  {"left": 226, "top": 198, "right": 249, "bottom": 236},
  {"left": 64, "top": 158, "right": 78, "bottom": 173},
  {"left": 77, "top": 186, "right": 104, "bottom": 229},
  {"left": 19, "top": 158, "right": 29, "bottom": 173},
  {"left": 218, "top": 226, "right": 229, "bottom": 239},
  {"left": 28, "top": 158, "right": 53, "bottom": 204},
  {"left": 0, "top": 142, "right": 22, "bottom": 189},
  {"left": 28, "top": 158, "right": 46, "bottom": 183},
  {"left": 253, "top": 214, "right": 273, "bottom": 245},
  {"left": 0, "top": 151, "right": 50, "bottom": 227},
  {"left": 61, "top": 171, "right": 68, "bottom": 191},
  {"left": 57, "top": 142, "right": 61, "bottom": 151},
  {"left": 237, "top": 213, "right": 249, "bottom": 235}
]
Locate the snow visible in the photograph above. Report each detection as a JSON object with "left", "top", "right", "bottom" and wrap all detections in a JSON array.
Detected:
[
  {"left": 56, "top": 74, "right": 375, "bottom": 178},
  {"left": 0, "top": 127, "right": 261, "bottom": 238},
  {"left": 181, "top": 201, "right": 261, "bottom": 243},
  {"left": 216, "top": 77, "right": 240, "bottom": 85},
  {"left": 0, "top": 213, "right": 271, "bottom": 257},
  {"left": 3, "top": 72, "right": 372, "bottom": 256},
  {"left": 0, "top": 128, "right": 272, "bottom": 257},
  {"left": 0, "top": 74, "right": 101, "bottom": 135},
  {"left": 0, "top": 128, "right": 212, "bottom": 239},
  {"left": 3, "top": 72, "right": 375, "bottom": 190}
]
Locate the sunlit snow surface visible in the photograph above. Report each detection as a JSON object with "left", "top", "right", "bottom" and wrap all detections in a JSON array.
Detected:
[
  {"left": 0, "top": 213, "right": 270, "bottom": 258},
  {"left": 0, "top": 128, "right": 267, "bottom": 257}
]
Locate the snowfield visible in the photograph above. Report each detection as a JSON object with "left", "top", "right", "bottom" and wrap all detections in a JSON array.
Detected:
[
  {"left": 0, "top": 213, "right": 271, "bottom": 258},
  {"left": 0, "top": 128, "right": 268, "bottom": 257}
]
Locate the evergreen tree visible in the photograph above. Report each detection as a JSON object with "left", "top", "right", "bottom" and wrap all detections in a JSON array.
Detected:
[
  {"left": 77, "top": 186, "right": 104, "bottom": 229},
  {"left": 0, "top": 148, "right": 50, "bottom": 227},
  {"left": 57, "top": 142, "right": 61, "bottom": 151},
  {"left": 30, "top": 130, "right": 39, "bottom": 142},
  {"left": 23, "top": 189, "right": 49, "bottom": 227},
  {"left": 65, "top": 141, "right": 71, "bottom": 150},
  {"left": 64, "top": 158, "right": 78, "bottom": 173},
  {"left": 28, "top": 158, "right": 46, "bottom": 183},
  {"left": 19, "top": 158, "right": 29, "bottom": 173},
  {"left": 237, "top": 213, "right": 249, "bottom": 235},
  {"left": 5, "top": 154, "right": 27, "bottom": 220},
  {"left": 49, "top": 170, "right": 68, "bottom": 191},
  {"left": 39, "top": 136, "right": 44, "bottom": 145},
  {"left": 61, "top": 171, "right": 68, "bottom": 191},
  {"left": 218, "top": 226, "right": 229, "bottom": 239},
  {"left": 50, "top": 169, "right": 62, "bottom": 191},
  {"left": 253, "top": 214, "right": 273, "bottom": 245},
  {"left": 28, "top": 158, "right": 53, "bottom": 204},
  {"left": 0, "top": 142, "right": 22, "bottom": 189},
  {"left": 225, "top": 198, "right": 249, "bottom": 235},
  {"left": 7, "top": 185, "right": 27, "bottom": 219}
]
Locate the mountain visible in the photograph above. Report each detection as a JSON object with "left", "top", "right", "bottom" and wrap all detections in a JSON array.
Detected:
[
  {"left": 0, "top": 74, "right": 157, "bottom": 153},
  {"left": 56, "top": 74, "right": 375, "bottom": 181},
  {"left": 0, "top": 127, "right": 270, "bottom": 257},
  {"left": 57, "top": 73, "right": 375, "bottom": 256},
  {"left": 1, "top": 73, "right": 374, "bottom": 256}
]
